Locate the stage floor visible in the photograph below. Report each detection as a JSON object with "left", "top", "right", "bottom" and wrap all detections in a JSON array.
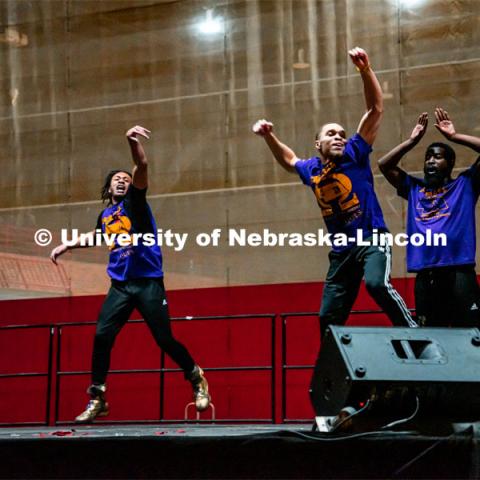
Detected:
[
  {"left": 1, "top": 423, "right": 479, "bottom": 479},
  {"left": 0, "top": 423, "right": 308, "bottom": 440}
]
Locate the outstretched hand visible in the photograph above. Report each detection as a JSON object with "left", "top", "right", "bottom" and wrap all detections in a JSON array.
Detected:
[
  {"left": 434, "top": 107, "right": 455, "bottom": 139},
  {"left": 348, "top": 47, "right": 370, "bottom": 71},
  {"left": 252, "top": 119, "right": 274, "bottom": 136},
  {"left": 410, "top": 112, "right": 428, "bottom": 143},
  {"left": 126, "top": 125, "right": 151, "bottom": 143},
  {"left": 50, "top": 244, "right": 68, "bottom": 265}
]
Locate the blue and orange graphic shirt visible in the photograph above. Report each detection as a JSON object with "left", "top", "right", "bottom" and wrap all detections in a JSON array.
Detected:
[
  {"left": 398, "top": 166, "right": 480, "bottom": 272},
  {"left": 295, "top": 133, "right": 387, "bottom": 251},
  {"left": 96, "top": 185, "right": 163, "bottom": 281}
]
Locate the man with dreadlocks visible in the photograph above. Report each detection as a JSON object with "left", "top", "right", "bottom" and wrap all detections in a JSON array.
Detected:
[
  {"left": 378, "top": 108, "right": 480, "bottom": 327},
  {"left": 50, "top": 125, "right": 211, "bottom": 423},
  {"left": 252, "top": 47, "right": 417, "bottom": 341}
]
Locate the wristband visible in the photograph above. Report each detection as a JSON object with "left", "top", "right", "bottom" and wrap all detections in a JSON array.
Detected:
[{"left": 356, "top": 63, "right": 371, "bottom": 74}]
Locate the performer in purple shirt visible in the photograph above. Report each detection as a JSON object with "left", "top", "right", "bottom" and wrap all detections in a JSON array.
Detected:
[
  {"left": 50, "top": 126, "right": 211, "bottom": 423},
  {"left": 253, "top": 47, "right": 416, "bottom": 340},
  {"left": 378, "top": 108, "right": 480, "bottom": 327}
]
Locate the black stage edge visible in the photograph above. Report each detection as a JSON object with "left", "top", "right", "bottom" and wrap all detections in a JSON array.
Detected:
[{"left": 1, "top": 424, "right": 479, "bottom": 479}]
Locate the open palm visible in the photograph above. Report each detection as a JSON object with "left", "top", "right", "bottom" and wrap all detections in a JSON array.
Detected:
[
  {"left": 434, "top": 107, "right": 456, "bottom": 139},
  {"left": 436, "top": 120, "right": 455, "bottom": 138},
  {"left": 410, "top": 112, "right": 428, "bottom": 142}
]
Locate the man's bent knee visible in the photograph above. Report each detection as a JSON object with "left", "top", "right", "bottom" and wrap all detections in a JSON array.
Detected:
[{"left": 365, "top": 278, "right": 387, "bottom": 296}]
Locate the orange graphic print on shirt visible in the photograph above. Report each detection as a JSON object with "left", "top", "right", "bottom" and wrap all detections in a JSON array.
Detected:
[
  {"left": 102, "top": 206, "right": 132, "bottom": 249},
  {"left": 311, "top": 172, "right": 360, "bottom": 219},
  {"left": 416, "top": 186, "right": 450, "bottom": 221}
]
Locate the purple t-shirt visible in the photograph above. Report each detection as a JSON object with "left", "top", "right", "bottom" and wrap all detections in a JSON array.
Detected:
[
  {"left": 397, "top": 166, "right": 480, "bottom": 272},
  {"left": 295, "top": 133, "right": 387, "bottom": 251},
  {"left": 96, "top": 185, "right": 163, "bottom": 281}
]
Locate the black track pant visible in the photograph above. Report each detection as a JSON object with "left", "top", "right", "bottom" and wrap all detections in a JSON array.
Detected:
[
  {"left": 91, "top": 277, "right": 195, "bottom": 385},
  {"left": 415, "top": 265, "right": 480, "bottom": 327},
  {"left": 319, "top": 244, "right": 417, "bottom": 338}
]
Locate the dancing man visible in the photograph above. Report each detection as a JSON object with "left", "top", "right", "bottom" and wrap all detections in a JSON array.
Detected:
[
  {"left": 50, "top": 125, "right": 211, "bottom": 423},
  {"left": 253, "top": 47, "right": 416, "bottom": 339},
  {"left": 378, "top": 108, "right": 480, "bottom": 326}
]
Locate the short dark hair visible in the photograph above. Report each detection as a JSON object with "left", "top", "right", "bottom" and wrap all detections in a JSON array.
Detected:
[
  {"left": 425, "top": 142, "right": 456, "bottom": 168},
  {"left": 101, "top": 170, "right": 132, "bottom": 204},
  {"left": 315, "top": 123, "right": 346, "bottom": 141},
  {"left": 315, "top": 124, "right": 326, "bottom": 141}
]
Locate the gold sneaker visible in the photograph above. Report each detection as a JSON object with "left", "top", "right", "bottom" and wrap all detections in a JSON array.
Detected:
[
  {"left": 75, "top": 398, "right": 109, "bottom": 424},
  {"left": 74, "top": 384, "right": 109, "bottom": 424},
  {"left": 188, "top": 365, "right": 211, "bottom": 412}
]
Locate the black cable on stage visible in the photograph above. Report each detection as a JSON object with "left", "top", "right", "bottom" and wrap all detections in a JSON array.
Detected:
[
  {"left": 329, "top": 399, "right": 371, "bottom": 433},
  {"left": 271, "top": 429, "right": 419, "bottom": 442},
  {"left": 272, "top": 423, "right": 473, "bottom": 444}
]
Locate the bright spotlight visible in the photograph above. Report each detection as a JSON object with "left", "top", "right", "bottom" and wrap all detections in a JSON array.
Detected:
[
  {"left": 400, "top": 0, "right": 426, "bottom": 7},
  {"left": 198, "top": 9, "right": 224, "bottom": 34}
]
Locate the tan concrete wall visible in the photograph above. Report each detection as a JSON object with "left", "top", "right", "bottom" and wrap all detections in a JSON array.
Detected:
[{"left": 0, "top": 0, "right": 479, "bottom": 298}]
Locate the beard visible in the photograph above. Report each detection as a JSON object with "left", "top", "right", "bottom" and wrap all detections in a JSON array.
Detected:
[{"left": 424, "top": 169, "right": 447, "bottom": 188}]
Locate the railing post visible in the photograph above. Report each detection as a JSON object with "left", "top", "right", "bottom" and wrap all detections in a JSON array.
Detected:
[
  {"left": 54, "top": 326, "right": 62, "bottom": 426},
  {"left": 270, "top": 314, "right": 276, "bottom": 424},
  {"left": 159, "top": 349, "right": 165, "bottom": 422},
  {"left": 281, "top": 314, "right": 287, "bottom": 423},
  {"left": 45, "top": 326, "right": 55, "bottom": 426}
]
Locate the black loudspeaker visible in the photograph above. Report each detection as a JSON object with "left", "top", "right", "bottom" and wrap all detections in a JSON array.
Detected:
[{"left": 310, "top": 326, "right": 480, "bottom": 421}]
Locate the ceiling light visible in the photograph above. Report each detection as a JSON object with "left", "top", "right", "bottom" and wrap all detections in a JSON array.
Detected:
[
  {"left": 198, "top": 9, "right": 224, "bottom": 34},
  {"left": 400, "top": 0, "right": 426, "bottom": 7}
]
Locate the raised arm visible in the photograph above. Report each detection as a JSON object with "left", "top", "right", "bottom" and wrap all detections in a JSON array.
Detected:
[
  {"left": 435, "top": 107, "right": 480, "bottom": 154},
  {"left": 126, "top": 125, "right": 151, "bottom": 189},
  {"left": 378, "top": 113, "right": 429, "bottom": 189},
  {"left": 252, "top": 119, "right": 300, "bottom": 172},
  {"left": 348, "top": 47, "right": 384, "bottom": 146},
  {"left": 50, "top": 230, "right": 97, "bottom": 265}
]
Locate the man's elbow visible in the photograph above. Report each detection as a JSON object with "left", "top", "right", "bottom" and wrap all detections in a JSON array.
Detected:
[
  {"left": 377, "top": 159, "right": 388, "bottom": 173},
  {"left": 369, "top": 105, "right": 384, "bottom": 116},
  {"left": 275, "top": 154, "right": 297, "bottom": 170},
  {"left": 287, "top": 156, "right": 299, "bottom": 169},
  {"left": 276, "top": 156, "right": 297, "bottom": 173}
]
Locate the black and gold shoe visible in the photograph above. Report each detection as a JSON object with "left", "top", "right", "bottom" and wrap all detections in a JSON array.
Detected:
[
  {"left": 188, "top": 366, "right": 211, "bottom": 412},
  {"left": 74, "top": 384, "right": 109, "bottom": 424}
]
